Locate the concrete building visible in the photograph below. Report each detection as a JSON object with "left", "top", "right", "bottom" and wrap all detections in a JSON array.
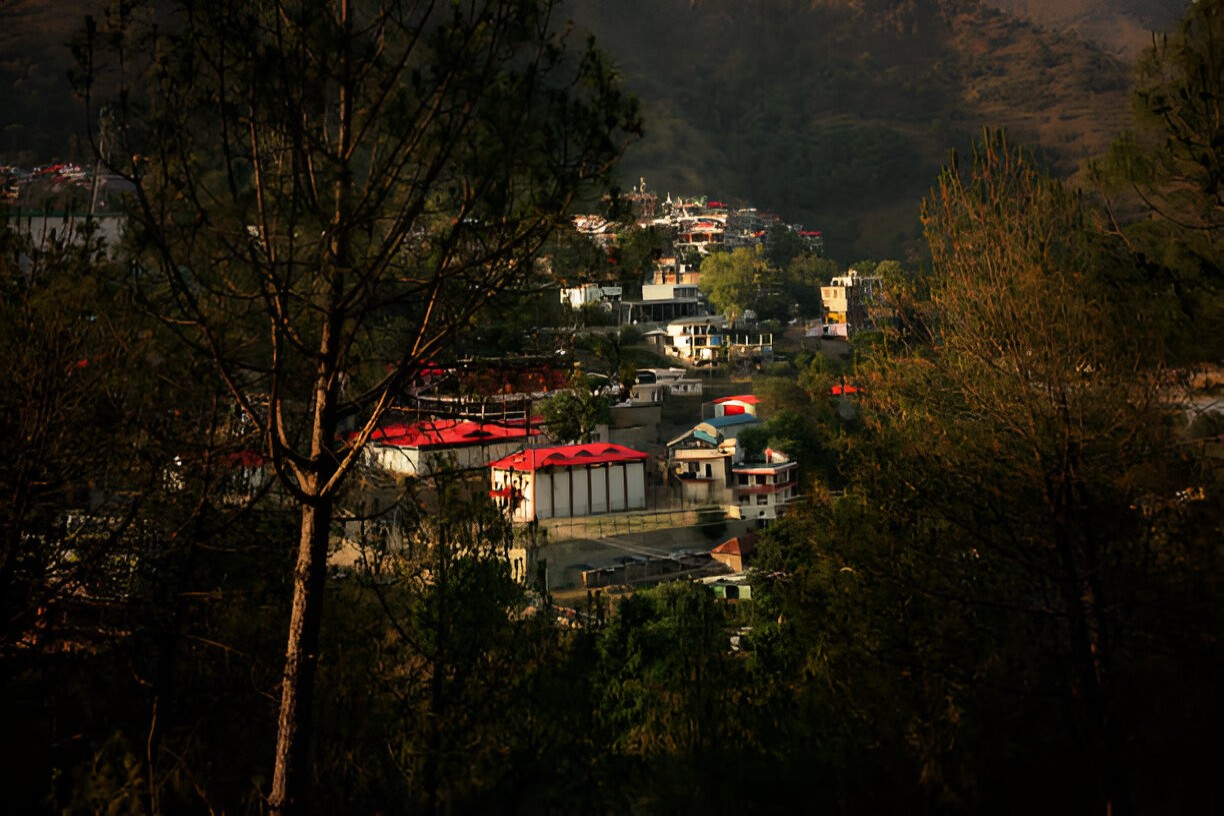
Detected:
[
  {"left": 667, "top": 413, "right": 761, "bottom": 505},
  {"left": 489, "top": 442, "right": 650, "bottom": 522},
  {"left": 821, "top": 268, "right": 881, "bottom": 338},
  {"left": 665, "top": 316, "right": 727, "bottom": 363},
  {"left": 560, "top": 283, "right": 622, "bottom": 311},
  {"left": 365, "top": 418, "right": 540, "bottom": 477},
  {"left": 728, "top": 449, "right": 799, "bottom": 520},
  {"left": 621, "top": 283, "right": 705, "bottom": 325}
]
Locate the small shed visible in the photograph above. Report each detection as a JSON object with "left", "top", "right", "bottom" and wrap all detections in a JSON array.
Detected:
[{"left": 712, "top": 394, "right": 760, "bottom": 418}]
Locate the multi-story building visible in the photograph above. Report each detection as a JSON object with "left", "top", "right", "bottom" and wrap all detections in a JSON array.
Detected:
[
  {"left": 365, "top": 418, "right": 541, "bottom": 477},
  {"left": 665, "top": 316, "right": 727, "bottom": 363},
  {"left": 728, "top": 449, "right": 799, "bottom": 520},
  {"left": 820, "top": 268, "right": 881, "bottom": 337},
  {"left": 667, "top": 409, "right": 798, "bottom": 520},
  {"left": 621, "top": 283, "right": 706, "bottom": 324}
]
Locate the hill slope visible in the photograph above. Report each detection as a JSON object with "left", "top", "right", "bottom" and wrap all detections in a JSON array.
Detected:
[
  {"left": 569, "top": 0, "right": 1171, "bottom": 259},
  {"left": 983, "top": 0, "right": 1186, "bottom": 58},
  {"left": 0, "top": 0, "right": 1189, "bottom": 261}
]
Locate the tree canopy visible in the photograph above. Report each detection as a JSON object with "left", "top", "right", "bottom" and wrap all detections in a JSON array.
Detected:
[
  {"left": 80, "top": 0, "right": 637, "bottom": 810},
  {"left": 1096, "top": 0, "right": 1224, "bottom": 360}
]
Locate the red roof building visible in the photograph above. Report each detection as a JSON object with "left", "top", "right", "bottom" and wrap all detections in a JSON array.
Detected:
[
  {"left": 712, "top": 394, "right": 760, "bottom": 417},
  {"left": 366, "top": 418, "right": 540, "bottom": 477},
  {"left": 489, "top": 443, "right": 650, "bottom": 521}
]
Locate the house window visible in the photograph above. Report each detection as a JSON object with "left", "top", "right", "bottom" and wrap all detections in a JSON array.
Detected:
[{"left": 757, "top": 495, "right": 768, "bottom": 505}]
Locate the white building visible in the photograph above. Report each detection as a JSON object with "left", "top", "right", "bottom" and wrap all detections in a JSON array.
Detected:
[
  {"left": 667, "top": 399, "right": 798, "bottom": 520},
  {"left": 489, "top": 443, "right": 649, "bottom": 522},
  {"left": 365, "top": 418, "right": 540, "bottom": 477},
  {"left": 642, "top": 283, "right": 699, "bottom": 301},
  {"left": 728, "top": 449, "right": 799, "bottom": 520},
  {"left": 621, "top": 284, "right": 705, "bottom": 324},
  {"left": 636, "top": 367, "right": 703, "bottom": 397},
  {"left": 667, "top": 413, "right": 760, "bottom": 505},
  {"left": 665, "top": 316, "right": 727, "bottom": 363},
  {"left": 560, "top": 283, "right": 622, "bottom": 310},
  {"left": 821, "top": 268, "right": 881, "bottom": 338}
]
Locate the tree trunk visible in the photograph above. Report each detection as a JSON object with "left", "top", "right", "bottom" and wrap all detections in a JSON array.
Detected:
[
  {"left": 1054, "top": 526, "right": 1131, "bottom": 816},
  {"left": 269, "top": 492, "right": 334, "bottom": 814}
]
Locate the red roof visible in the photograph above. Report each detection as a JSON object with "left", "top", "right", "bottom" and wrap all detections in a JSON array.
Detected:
[
  {"left": 488, "top": 443, "right": 648, "bottom": 471},
  {"left": 830, "top": 384, "right": 859, "bottom": 395},
  {"left": 370, "top": 419, "right": 539, "bottom": 449},
  {"left": 713, "top": 394, "right": 760, "bottom": 405},
  {"left": 712, "top": 532, "right": 759, "bottom": 557}
]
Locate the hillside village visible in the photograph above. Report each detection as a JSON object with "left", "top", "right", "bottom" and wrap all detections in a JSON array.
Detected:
[
  {"left": 341, "top": 187, "right": 902, "bottom": 608},
  {"left": 4, "top": 161, "right": 883, "bottom": 603},
  {"left": 3, "top": 0, "right": 1222, "bottom": 810},
  {"left": 326, "top": 179, "right": 883, "bottom": 599}
]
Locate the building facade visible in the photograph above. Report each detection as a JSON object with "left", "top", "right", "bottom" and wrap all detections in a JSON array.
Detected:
[{"left": 489, "top": 443, "right": 650, "bottom": 522}]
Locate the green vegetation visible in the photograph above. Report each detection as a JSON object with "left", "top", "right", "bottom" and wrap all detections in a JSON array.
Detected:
[
  {"left": 1094, "top": 0, "right": 1224, "bottom": 360},
  {"left": 1, "top": 2, "right": 1221, "bottom": 814},
  {"left": 567, "top": 0, "right": 1141, "bottom": 260},
  {"left": 540, "top": 370, "right": 613, "bottom": 443},
  {"left": 0, "top": 0, "right": 1166, "bottom": 260},
  {"left": 747, "top": 126, "right": 1222, "bottom": 813},
  {"left": 698, "top": 244, "right": 834, "bottom": 324}
]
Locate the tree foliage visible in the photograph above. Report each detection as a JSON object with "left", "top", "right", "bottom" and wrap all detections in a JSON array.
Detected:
[
  {"left": 1097, "top": 0, "right": 1224, "bottom": 360},
  {"left": 753, "top": 131, "right": 1222, "bottom": 814},
  {"left": 698, "top": 246, "right": 761, "bottom": 325},
  {"left": 80, "top": 0, "right": 637, "bottom": 810},
  {"left": 540, "top": 369, "right": 611, "bottom": 443}
]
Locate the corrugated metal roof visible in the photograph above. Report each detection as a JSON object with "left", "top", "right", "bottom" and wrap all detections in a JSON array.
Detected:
[
  {"left": 370, "top": 419, "right": 538, "bottom": 449},
  {"left": 702, "top": 414, "right": 760, "bottom": 430},
  {"left": 488, "top": 442, "right": 649, "bottom": 471}
]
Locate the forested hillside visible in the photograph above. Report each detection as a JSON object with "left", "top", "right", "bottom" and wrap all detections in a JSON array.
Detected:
[
  {"left": 1, "top": 0, "right": 1185, "bottom": 260},
  {"left": 0, "top": 0, "right": 99, "bottom": 161},
  {"left": 569, "top": 0, "right": 1160, "bottom": 259}
]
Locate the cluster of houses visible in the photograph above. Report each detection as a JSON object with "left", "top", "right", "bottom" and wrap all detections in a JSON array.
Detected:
[
  {"left": 577, "top": 178, "right": 825, "bottom": 260},
  {"left": 7, "top": 169, "right": 847, "bottom": 593},
  {"left": 358, "top": 375, "right": 797, "bottom": 527},
  {"left": 561, "top": 181, "right": 881, "bottom": 343},
  {"left": 346, "top": 368, "right": 801, "bottom": 591},
  {"left": 1, "top": 162, "right": 92, "bottom": 203}
]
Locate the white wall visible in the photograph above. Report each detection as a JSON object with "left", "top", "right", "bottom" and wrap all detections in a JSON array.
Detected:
[{"left": 495, "top": 460, "right": 648, "bottom": 520}]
